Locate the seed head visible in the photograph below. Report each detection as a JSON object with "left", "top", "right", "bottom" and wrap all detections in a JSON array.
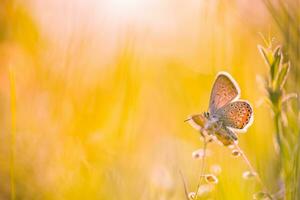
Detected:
[
  {"left": 242, "top": 171, "right": 257, "bottom": 179},
  {"left": 232, "top": 149, "right": 241, "bottom": 157},
  {"left": 210, "top": 164, "right": 222, "bottom": 175},
  {"left": 188, "top": 192, "right": 195, "bottom": 199},
  {"left": 204, "top": 174, "right": 218, "bottom": 184},
  {"left": 253, "top": 191, "right": 271, "bottom": 199},
  {"left": 192, "top": 149, "right": 211, "bottom": 159}
]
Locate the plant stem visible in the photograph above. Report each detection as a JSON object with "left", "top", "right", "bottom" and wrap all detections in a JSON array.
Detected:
[
  {"left": 9, "top": 67, "right": 16, "bottom": 200},
  {"left": 179, "top": 170, "right": 190, "bottom": 200},
  {"left": 194, "top": 136, "right": 208, "bottom": 200},
  {"left": 234, "top": 143, "right": 273, "bottom": 200}
]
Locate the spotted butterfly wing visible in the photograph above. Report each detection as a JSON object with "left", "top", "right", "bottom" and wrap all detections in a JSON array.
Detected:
[
  {"left": 209, "top": 72, "right": 240, "bottom": 114},
  {"left": 214, "top": 125, "right": 238, "bottom": 146},
  {"left": 216, "top": 101, "right": 253, "bottom": 130}
]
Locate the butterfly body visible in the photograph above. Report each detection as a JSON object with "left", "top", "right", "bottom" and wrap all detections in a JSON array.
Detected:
[{"left": 188, "top": 72, "right": 253, "bottom": 146}]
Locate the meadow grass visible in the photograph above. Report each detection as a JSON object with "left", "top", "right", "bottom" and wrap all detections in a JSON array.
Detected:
[
  {"left": 1, "top": 1, "right": 299, "bottom": 199},
  {"left": 9, "top": 66, "right": 16, "bottom": 200},
  {"left": 258, "top": 39, "right": 299, "bottom": 199},
  {"left": 263, "top": 1, "right": 300, "bottom": 198},
  {"left": 186, "top": 113, "right": 273, "bottom": 199}
]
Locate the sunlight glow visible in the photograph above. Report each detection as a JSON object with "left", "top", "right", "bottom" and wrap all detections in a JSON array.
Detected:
[{"left": 104, "top": 0, "right": 149, "bottom": 19}]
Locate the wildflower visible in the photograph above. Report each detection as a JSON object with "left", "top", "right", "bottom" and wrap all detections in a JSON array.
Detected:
[
  {"left": 242, "top": 171, "right": 257, "bottom": 179},
  {"left": 210, "top": 164, "right": 222, "bottom": 175},
  {"left": 253, "top": 191, "right": 271, "bottom": 199},
  {"left": 231, "top": 149, "right": 241, "bottom": 157},
  {"left": 192, "top": 149, "right": 211, "bottom": 159},
  {"left": 204, "top": 174, "right": 218, "bottom": 184},
  {"left": 197, "top": 184, "right": 214, "bottom": 196},
  {"left": 188, "top": 192, "right": 195, "bottom": 199}
]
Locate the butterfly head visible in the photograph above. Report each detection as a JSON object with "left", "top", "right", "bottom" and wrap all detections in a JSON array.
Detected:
[{"left": 203, "top": 112, "right": 210, "bottom": 119}]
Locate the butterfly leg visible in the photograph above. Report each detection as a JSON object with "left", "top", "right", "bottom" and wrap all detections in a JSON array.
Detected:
[
  {"left": 213, "top": 124, "right": 238, "bottom": 146},
  {"left": 214, "top": 121, "right": 223, "bottom": 132},
  {"left": 223, "top": 126, "right": 237, "bottom": 141},
  {"left": 214, "top": 121, "right": 237, "bottom": 140}
]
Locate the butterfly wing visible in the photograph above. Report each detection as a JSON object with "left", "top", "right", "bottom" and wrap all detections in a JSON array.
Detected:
[
  {"left": 186, "top": 114, "right": 207, "bottom": 131},
  {"left": 214, "top": 125, "right": 237, "bottom": 146},
  {"left": 216, "top": 101, "right": 253, "bottom": 131},
  {"left": 209, "top": 72, "right": 240, "bottom": 114}
]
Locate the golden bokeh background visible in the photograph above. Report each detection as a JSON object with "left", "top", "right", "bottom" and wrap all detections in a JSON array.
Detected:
[{"left": 0, "top": 0, "right": 295, "bottom": 199}]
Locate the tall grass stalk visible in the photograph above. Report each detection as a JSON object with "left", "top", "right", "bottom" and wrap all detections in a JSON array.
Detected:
[
  {"left": 233, "top": 143, "right": 273, "bottom": 199},
  {"left": 263, "top": 1, "right": 300, "bottom": 198},
  {"left": 263, "top": 0, "right": 300, "bottom": 90},
  {"left": 258, "top": 41, "right": 299, "bottom": 199},
  {"left": 193, "top": 137, "right": 208, "bottom": 200},
  {"left": 186, "top": 114, "right": 273, "bottom": 199},
  {"left": 9, "top": 67, "right": 16, "bottom": 200},
  {"left": 179, "top": 170, "right": 189, "bottom": 200}
]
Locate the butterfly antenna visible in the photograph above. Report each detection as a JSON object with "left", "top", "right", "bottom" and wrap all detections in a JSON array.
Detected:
[{"left": 184, "top": 118, "right": 191, "bottom": 122}]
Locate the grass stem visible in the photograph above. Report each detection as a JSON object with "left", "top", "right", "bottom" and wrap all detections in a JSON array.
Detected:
[
  {"left": 9, "top": 67, "right": 16, "bottom": 200},
  {"left": 234, "top": 143, "right": 273, "bottom": 200},
  {"left": 179, "top": 170, "right": 190, "bottom": 200},
  {"left": 193, "top": 136, "right": 208, "bottom": 199}
]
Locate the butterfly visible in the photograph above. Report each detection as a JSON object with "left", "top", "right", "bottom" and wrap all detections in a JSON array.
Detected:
[{"left": 187, "top": 72, "right": 253, "bottom": 146}]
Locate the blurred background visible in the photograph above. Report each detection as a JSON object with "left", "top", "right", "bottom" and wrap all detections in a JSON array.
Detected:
[{"left": 0, "top": 0, "right": 299, "bottom": 199}]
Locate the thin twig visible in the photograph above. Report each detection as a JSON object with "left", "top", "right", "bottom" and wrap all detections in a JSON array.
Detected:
[
  {"left": 9, "top": 67, "right": 16, "bottom": 200},
  {"left": 179, "top": 170, "right": 190, "bottom": 200},
  {"left": 234, "top": 142, "right": 273, "bottom": 200},
  {"left": 194, "top": 136, "right": 208, "bottom": 200}
]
